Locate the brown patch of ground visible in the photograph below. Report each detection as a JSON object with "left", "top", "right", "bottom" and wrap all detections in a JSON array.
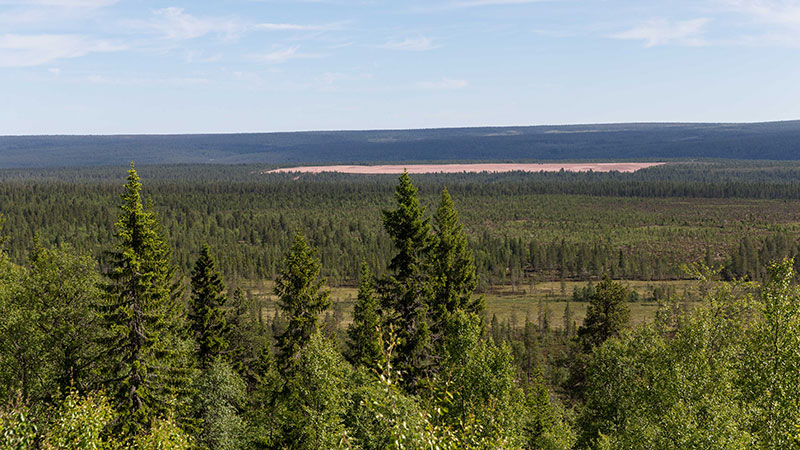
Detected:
[{"left": 265, "top": 162, "right": 664, "bottom": 174}]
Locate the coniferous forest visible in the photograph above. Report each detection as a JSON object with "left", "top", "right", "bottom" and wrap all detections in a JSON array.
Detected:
[{"left": 1, "top": 161, "right": 800, "bottom": 448}]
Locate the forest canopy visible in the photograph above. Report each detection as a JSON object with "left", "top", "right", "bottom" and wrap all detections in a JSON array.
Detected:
[{"left": 1, "top": 164, "right": 799, "bottom": 449}]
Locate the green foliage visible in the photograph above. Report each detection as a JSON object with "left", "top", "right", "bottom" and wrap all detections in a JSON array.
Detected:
[
  {"left": 189, "top": 244, "right": 230, "bottom": 367},
  {"left": 740, "top": 259, "right": 800, "bottom": 449},
  {"left": 380, "top": 170, "right": 435, "bottom": 389},
  {"left": 430, "top": 187, "right": 483, "bottom": 345},
  {"left": 274, "top": 231, "right": 331, "bottom": 372},
  {"left": 431, "top": 187, "right": 480, "bottom": 316},
  {"left": 578, "top": 276, "right": 631, "bottom": 352},
  {"left": 347, "top": 367, "right": 446, "bottom": 450},
  {"left": 241, "top": 341, "right": 283, "bottom": 449},
  {"left": 42, "top": 390, "right": 114, "bottom": 450},
  {"left": 25, "top": 241, "right": 103, "bottom": 397},
  {"left": 578, "top": 278, "right": 758, "bottom": 449},
  {"left": 278, "top": 333, "right": 353, "bottom": 450},
  {"left": 0, "top": 255, "right": 37, "bottom": 403},
  {"left": 0, "top": 397, "right": 37, "bottom": 450},
  {"left": 192, "top": 360, "right": 246, "bottom": 450},
  {"left": 347, "top": 327, "right": 522, "bottom": 450},
  {"left": 0, "top": 242, "right": 103, "bottom": 406},
  {"left": 132, "top": 415, "right": 193, "bottom": 450},
  {"left": 97, "top": 163, "right": 191, "bottom": 436},
  {"left": 433, "top": 310, "right": 530, "bottom": 447},
  {"left": 347, "top": 262, "right": 383, "bottom": 369},
  {"left": 225, "top": 287, "right": 269, "bottom": 384},
  {"left": 383, "top": 171, "right": 433, "bottom": 281}
]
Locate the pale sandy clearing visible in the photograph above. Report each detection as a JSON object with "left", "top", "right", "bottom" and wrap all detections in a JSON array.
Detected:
[{"left": 265, "top": 162, "right": 664, "bottom": 174}]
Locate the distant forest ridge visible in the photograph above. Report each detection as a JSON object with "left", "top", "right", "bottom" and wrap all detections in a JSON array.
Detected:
[{"left": 2, "top": 120, "right": 800, "bottom": 168}]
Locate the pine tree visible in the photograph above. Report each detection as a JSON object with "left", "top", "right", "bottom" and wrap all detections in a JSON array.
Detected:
[
  {"left": 347, "top": 262, "right": 382, "bottom": 369},
  {"left": 189, "top": 244, "right": 229, "bottom": 367},
  {"left": 98, "top": 163, "right": 189, "bottom": 436},
  {"left": 577, "top": 275, "right": 630, "bottom": 352},
  {"left": 430, "top": 187, "right": 482, "bottom": 338},
  {"left": 380, "top": 170, "right": 434, "bottom": 388},
  {"left": 275, "top": 231, "right": 331, "bottom": 372}
]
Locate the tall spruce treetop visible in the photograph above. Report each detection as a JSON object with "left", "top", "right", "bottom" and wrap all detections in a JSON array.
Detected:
[
  {"left": 380, "top": 171, "right": 435, "bottom": 388},
  {"left": 189, "top": 244, "right": 229, "bottom": 367},
  {"left": 275, "top": 231, "right": 331, "bottom": 371},
  {"left": 431, "top": 187, "right": 481, "bottom": 325},
  {"left": 99, "top": 162, "right": 188, "bottom": 436},
  {"left": 383, "top": 170, "right": 432, "bottom": 280},
  {"left": 347, "top": 262, "right": 382, "bottom": 369}
]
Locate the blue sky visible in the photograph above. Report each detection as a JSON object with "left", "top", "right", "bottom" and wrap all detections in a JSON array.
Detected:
[{"left": 1, "top": 0, "right": 799, "bottom": 134}]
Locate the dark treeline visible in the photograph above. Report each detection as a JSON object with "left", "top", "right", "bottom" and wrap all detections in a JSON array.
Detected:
[
  {"left": 5, "top": 121, "right": 800, "bottom": 168},
  {"left": 7, "top": 159, "right": 800, "bottom": 191},
  {"left": 2, "top": 165, "right": 799, "bottom": 449}
]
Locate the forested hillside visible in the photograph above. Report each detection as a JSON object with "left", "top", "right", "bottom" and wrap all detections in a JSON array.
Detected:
[
  {"left": 1, "top": 164, "right": 799, "bottom": 449},
  {"left": 3, "top": 121, "right": 800, "bottom": 167}
]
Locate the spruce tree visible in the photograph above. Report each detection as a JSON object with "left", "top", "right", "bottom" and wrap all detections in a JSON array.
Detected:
[
  {"left": 275, "top": 231, "right": 330, "bottom": 372},
  {"left": 380, "top": 170, "right": 434, "bottom": 388},
  {"left": 347, "top": 262, "right": 382, "bottom": 369},
  {"left": 226, "top": 287, "right": 268, "bottom": 384},
  {"left": 430, "top": 187, "right": 482, "bottom": 338},
  {"left": 521, "top": 313, "right": 540, "bottom": 384},
  {"left": 189, "top": 244, "right": 229, "bottom": 367},
  {"left": 98, "top": 163, "right": 189, "bottom": 436}
]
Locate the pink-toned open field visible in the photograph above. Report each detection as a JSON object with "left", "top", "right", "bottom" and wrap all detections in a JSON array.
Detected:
[{"left": 265, "top": 162, "right": 664, "bottom": 174}]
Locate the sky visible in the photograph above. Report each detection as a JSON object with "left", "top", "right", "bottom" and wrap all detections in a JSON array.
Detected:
[{"left": 1, "top": 0, "right": 799, "bottom": 134}]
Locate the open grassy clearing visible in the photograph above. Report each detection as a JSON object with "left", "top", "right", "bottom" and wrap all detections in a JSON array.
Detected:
[{"left": 241, "top": 279, "right": 699, "bottom": 330}]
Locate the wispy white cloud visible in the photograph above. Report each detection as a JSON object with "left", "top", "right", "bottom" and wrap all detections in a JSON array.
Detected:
[
  {"left": 613, "top": 18, "right": 709, "bottom": 47},
  {"left": 0, "top": 0, "right": 115, "bottom": 27},
  {"left": 0, "top": 0, "right": 116, "bottom": 6},
  {"left": 133, "top": 9, "right": 347, "bottom": 43},
  {"left": 0, "top": 33, "right": 120, "bottom": 67},
  {"left": 416, "top": 77, "right": 468, "bottom": 89},
  {"left": 449, "top": 0, "right": 548, "bottom": 6},
  {"left": 719, "top": 0, "right": 800, "bottom": 25},
  {"left": 380, "top": 36, "right": 438, "bottom": 51},
  {"left": 249, "top": 45, "right": 323, "bottom": 63},
  {"left": 86, "top": 73, "right": 210, "bottom": 86},
  {"left": 255, "top": 22, "right": 345, "bottom": 31},
  {"left": 713, "top": 0, "right": 800, "bottom": 46},
  {"left": 412, "top": 0, "right": 548, "bottom": 12},
  {"left": 139, "top": 7, "right": 245, "bottom": 41}
]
